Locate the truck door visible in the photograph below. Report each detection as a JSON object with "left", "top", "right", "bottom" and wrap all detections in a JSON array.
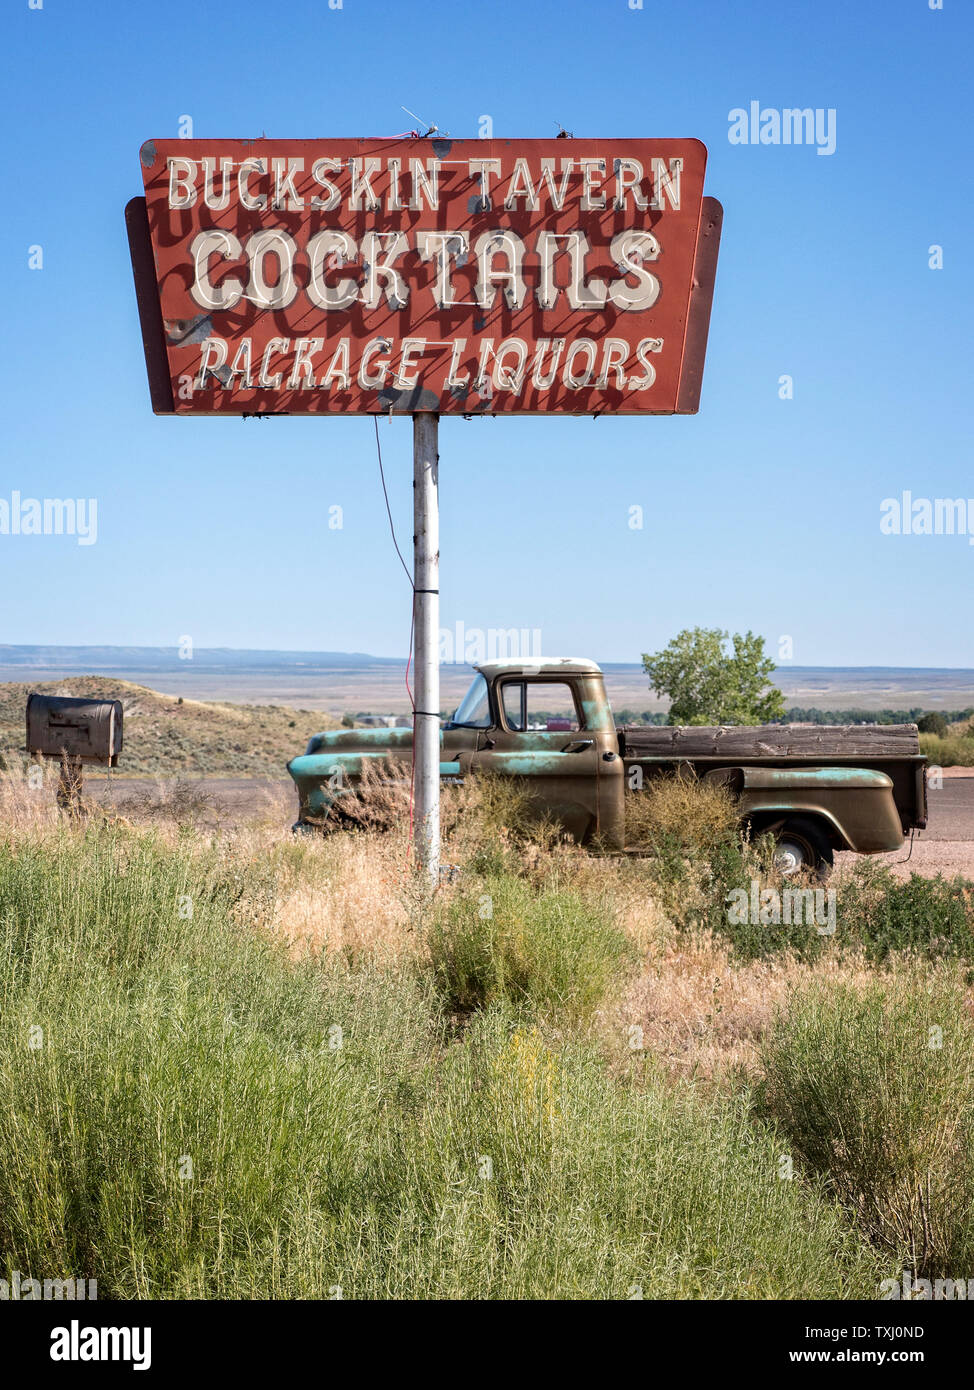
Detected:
[{"left": 465, "top": 677, "right": 610, "bottom": 844}]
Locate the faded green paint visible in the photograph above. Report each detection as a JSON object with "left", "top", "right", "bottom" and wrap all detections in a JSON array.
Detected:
[
  {"left": 304, "top": 728, "right": 420, "bottom": 755},
  {"left": 579, "top": 695, "right": 611, "bottom": 729},
  {"left": 476, "top": 751, "right": 579, "bottom": 776},
  {"left": 741, "top": 767, "right": 893, "bottom": 790},
  {"left": 482, "top": 733, "right": 578, "bottom": 755},
  {"left": 288, "top": 751, "right": 399, "bottom": 779}
]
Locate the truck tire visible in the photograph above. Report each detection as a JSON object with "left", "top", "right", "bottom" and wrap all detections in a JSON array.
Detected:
[{"left": 768, "top": 817, "right": 834, "bottom": 880}]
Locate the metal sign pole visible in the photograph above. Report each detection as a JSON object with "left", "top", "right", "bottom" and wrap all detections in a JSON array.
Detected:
[{"left": 412, "top": 411, "right": 440, "bottom": 881}]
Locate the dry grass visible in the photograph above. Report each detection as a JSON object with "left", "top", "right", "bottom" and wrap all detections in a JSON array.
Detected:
[
  {"left": 272, "top": 774, "right": 570, "bottom": 961},
  {"left": 758, "top": 973, "right": 974, "bottom": 1275},
  {"left": 603, "top": 934, "right": 885, "bottom": 1085},
  {"left": 0, "top": 765, "right": 59, "bottom": 832},
  {"left": 314, "top": 756, "right": 414, "bottom": 833},
  {"left": 273, "top": 832, "right": 415, "bottom": 960},
  {"left": 919, "top": 731, "right": 974, "bottom": 768},
  {"left": 625, "top": 772, "right": 741, "bottom": 853},
  {"left": 110, "top": 777, "right": 219, "bottom": 826}
]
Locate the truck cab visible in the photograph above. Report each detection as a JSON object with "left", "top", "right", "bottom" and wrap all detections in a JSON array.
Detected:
[{"left": 443, "top": 659, "right": 625, "bottom": 849}]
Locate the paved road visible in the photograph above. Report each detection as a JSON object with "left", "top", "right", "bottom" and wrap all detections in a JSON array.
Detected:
[{"left": 923, "top": 774, "right": 974, "bottom": 840}]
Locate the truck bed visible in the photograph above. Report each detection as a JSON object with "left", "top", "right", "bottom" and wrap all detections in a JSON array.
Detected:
[
  {"left": 620, "top": 723, "right": 920, "bottom": 759},
  {"left": 619, "top": 723, "right": 927, "bottom": 834}
]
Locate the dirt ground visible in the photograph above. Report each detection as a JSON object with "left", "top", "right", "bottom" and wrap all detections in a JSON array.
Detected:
[
  {"left": 80, "top": 771, "right": 974, "bottom": 880},
  {"left": 84, "top": 775, "right": 295, "bottom": 829}
]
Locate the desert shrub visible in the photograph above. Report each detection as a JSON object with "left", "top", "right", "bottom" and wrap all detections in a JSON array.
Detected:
[
  {"left": 917, "top": 712, "right": 949, "bottom": 738},
  {"left": 320, "top": 756, "right": 413, "bottom": 834},
  {"left": 707, "top": 862, "right": 974, "bottom": 970},
  {"left": 326, "top": 767, "right": 558, "bottom": 864},
  {"left": 834, "top": 865, "right": 974, "bottom": 967},
  {"left": 919, "top": 733, "right": 974, "bottom": 767},
  {"left": 442, "top": 773, "right": 566, "bottom": 875},
  {"left": 626, "top": 778, "right": 974, "bottom": 968},
  {"left": 711, "top": 847, "right": 839, "bottom": 962},
  {"left": 120, "top": 777, "right": 218, "bottom": 826},
  {"left": 625, "top": 773, "right": 740, "bottom": 855},
  {"left": 627, "top": 775, "right": 745, "bottom": 935},
  {"left": 757, "top": 976, "right": 974, "bottom": 1276},
  {"left": 0, "top": 826, "right": 436, "bottom": 1297},
  {"left": 625, "top": 776, "right": 825, "bottom": 962},
  {"left": 397, "top": 1007, "right": 880, "bottom": 1299},
  {"left": 426, "top": 871, "right": 636, "bottom": 1023}
]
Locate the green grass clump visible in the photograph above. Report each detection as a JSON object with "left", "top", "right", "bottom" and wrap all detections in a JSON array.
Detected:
[
  {"left": 426, "top": 872, "right": 637, "bottom": 1023},
  {"left": 390, "top": 1009, "right": 880, "bottom": 1299},
  {"left": 626, "top": 779, "right": 820, "bottom": 963},
  {"left": 0, "top": 827, "right": 437, "bottom": 1298},
  {"left": 834, "top": 867, "right": 974, "bottom": 967},
  {"left": 719, "top": 865, "right": 974, "bottom": 970},
  {"left": 625, "top": 777, "right": 974, "bottom": 969},
  {"left": 0, "top": 826, "right": 883, "bottom": 1298},
  {"left": 758, "top": 976, "right": 974, "bottom": 1277}
]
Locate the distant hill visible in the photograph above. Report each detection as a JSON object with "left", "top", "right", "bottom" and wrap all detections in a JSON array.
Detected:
[
  {"left": 0, "top": 644, "right": 403, "bottom": 674},
  {"left": 0, "top": 677, "right": 337, "bottom": 778}
]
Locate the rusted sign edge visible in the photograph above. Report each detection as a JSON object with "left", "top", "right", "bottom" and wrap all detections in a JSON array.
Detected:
[
  {"left": 675, "top": 196, "right": 723, "bottom": 415},
  {"left": 125, "top": 196, "right": 175, "bottom": 415}
]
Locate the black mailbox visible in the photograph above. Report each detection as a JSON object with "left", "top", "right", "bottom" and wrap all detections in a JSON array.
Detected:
[{"left": 26, "top": 694, "right": 123, "bottom": 766}]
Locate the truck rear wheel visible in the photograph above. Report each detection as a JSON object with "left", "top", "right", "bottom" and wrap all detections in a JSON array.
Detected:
[{"left": 768, "top": 817, "right": 834, "bottom": 880}]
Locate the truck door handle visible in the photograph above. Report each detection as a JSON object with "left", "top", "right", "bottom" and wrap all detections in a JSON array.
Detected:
[{"left": 563, "top": 739, "right": 594, "bottom": 753}]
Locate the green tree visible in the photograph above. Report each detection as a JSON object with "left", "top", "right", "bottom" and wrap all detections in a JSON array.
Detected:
[{"left": 641, "top": 627, "right": 785, "bottom": 726}]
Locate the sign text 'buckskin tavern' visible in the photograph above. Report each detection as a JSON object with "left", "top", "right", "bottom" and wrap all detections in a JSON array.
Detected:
[{"left": 134, "top": 138, "right": 720, "bottom": 416}]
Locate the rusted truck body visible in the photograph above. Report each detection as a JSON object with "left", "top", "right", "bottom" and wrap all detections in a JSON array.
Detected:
[{"left": 287, "top": 659, "right": 927, "bottom": 874}]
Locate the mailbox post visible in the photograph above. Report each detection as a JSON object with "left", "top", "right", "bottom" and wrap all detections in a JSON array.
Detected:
[{"left": 26, "top": 694, "right": 123, "bottom": 816}]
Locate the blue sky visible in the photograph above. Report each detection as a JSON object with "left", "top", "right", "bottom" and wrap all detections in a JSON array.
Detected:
[{"left": 0, "top": 0, "right": 970, "bottom": 667}]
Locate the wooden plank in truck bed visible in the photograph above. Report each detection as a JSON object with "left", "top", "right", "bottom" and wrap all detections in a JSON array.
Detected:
[{"left": 621, "top": 723, "right": 921, "bottom": 759}]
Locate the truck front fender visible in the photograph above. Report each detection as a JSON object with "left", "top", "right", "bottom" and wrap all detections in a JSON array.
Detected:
[{"left": 288, "top": 750, "right": 460, "bottom": 822}]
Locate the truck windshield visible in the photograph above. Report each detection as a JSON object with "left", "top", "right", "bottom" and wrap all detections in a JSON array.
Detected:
[{"left": 450, "top": 673, "right": 492, "bottom": 728}]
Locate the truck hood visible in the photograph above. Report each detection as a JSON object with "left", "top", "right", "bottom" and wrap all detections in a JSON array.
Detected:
[
  {"left": 301, "top": 727, "right": 418, "bottom": 757},
  {"left": 288, "top": 726, "right": 423, "bottom": 781}
]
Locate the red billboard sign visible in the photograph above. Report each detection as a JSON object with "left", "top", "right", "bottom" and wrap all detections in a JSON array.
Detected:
[{"left": 131, "top": 137, "right": 720, "bottom": 416}]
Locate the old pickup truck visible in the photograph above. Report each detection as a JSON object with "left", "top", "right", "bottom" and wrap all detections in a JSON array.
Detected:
[{"left": 287, "top": 659, "right": 927, "bottom": 875}]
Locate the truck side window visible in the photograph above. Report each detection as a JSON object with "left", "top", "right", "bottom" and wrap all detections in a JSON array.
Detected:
[
  {"left": 502, "top": 682, "right": 526, "bottom": 730},
  {"left": 502, "top": 681, "right": 582, "bottom": 732}
]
